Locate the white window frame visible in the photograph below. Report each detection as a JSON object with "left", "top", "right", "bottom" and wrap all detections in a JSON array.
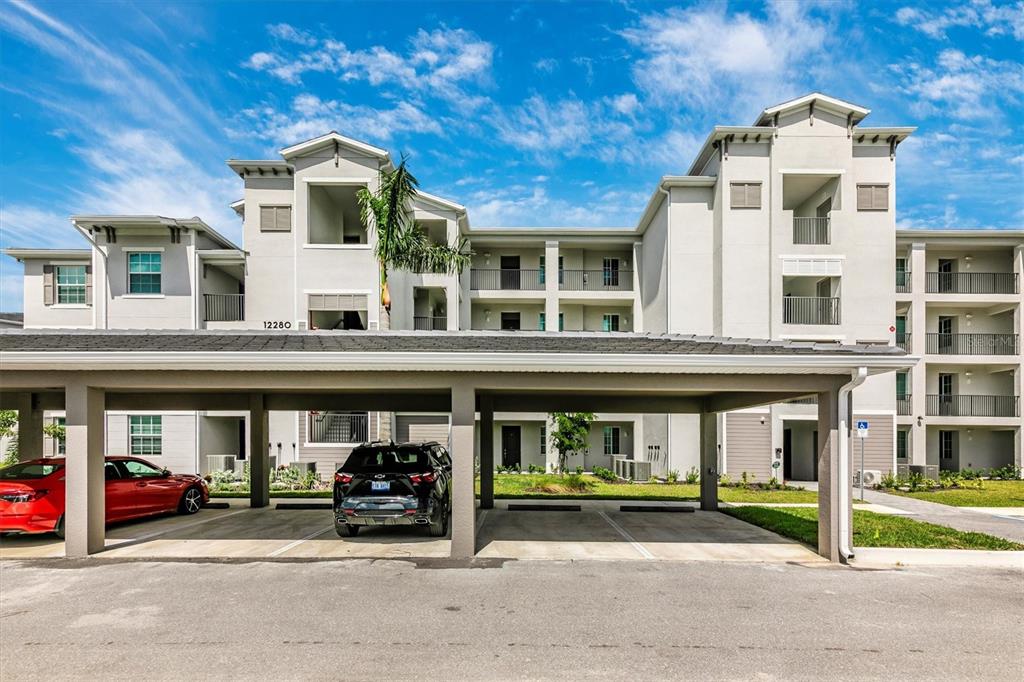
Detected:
[
  {"left": 126, "top": 250, "right": 163, "bottom": 296},
  {"left": 56, "top": 265, "right": 87, "bottom": 305},
  {"left": 129, "top": 415, "right": 163, "bottom": 457}
]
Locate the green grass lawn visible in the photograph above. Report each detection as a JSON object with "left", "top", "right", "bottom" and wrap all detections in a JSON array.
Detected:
[
  {"left": 722, "top": 505, "right": 1024, "bottom": 551},
  {"left": 884, "top": 480, "right": 1024, "bottom": 507}
]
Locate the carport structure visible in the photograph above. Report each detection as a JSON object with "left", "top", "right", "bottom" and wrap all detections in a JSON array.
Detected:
[{"left": 0, "top": 331, "right": 914, "bottom": 563}]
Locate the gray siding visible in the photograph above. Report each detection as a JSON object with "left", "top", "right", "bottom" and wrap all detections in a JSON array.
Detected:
[
  {"left": 395, "top": 415, "right": 449, "bottom": 446},
  {"left": 850, "top": 414, "right": 895, "bottom": 475},
  {"left": 724, "top": 412, "right": 773, "bottom": 482}
]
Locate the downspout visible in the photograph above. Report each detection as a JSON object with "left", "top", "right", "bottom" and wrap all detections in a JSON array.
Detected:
[
  {"left": 838, "top": 366, "right": 868, "bottom": 561},
  {"left": 73, "top": 221, "right": 108, "bottom": 330},
  {"left": 657, "top": 183, "right": 671, "bottom": 468}
]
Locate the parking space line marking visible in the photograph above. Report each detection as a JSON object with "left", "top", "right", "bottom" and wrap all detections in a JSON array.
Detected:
[
  {"left": 267, "top": 525, "right": 336, "bottom": 557},
  {"left": 106, "top": 509, "right": 250, "bottom": 548},
  {"left": 597, "top": 511, "right": 654, "bottom": 560}
]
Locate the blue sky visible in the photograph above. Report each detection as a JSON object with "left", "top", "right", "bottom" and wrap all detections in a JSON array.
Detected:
[{"left": 1, "top": 0, "right": 1022, "bottom": 310}]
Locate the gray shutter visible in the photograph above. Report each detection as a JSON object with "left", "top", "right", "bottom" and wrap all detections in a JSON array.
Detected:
[
  {"left": 277, "top": 206, "right": 292, "bottom": 231},
  {"left": 874, "top": 185, "right": 889, "bottom": 211},
  {"left": 85, "top": 265, "right": 93, "bottom": 305},
  {"left": 857, "top": 185, "right": 872, "bottom": 210},
  {"left": 260, "top": 206, "right": 275, "bottom": 231},
  {"left": 747, "top": 183, "right": 762, "bottom": 208},
  {"left": 42, "top": 264, "right": 55, "bottom": 305},
  {"left": 730, "top": 183, "right": 745, "bottom": 208}
]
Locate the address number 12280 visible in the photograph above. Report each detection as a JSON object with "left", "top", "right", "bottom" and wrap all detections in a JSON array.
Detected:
[{"left": 263, "top": 321, "right": 292, "bottom": 329}]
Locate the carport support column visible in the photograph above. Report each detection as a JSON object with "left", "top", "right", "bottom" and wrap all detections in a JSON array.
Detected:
[
  {"left": 16, "top": 393, "right": 44, "bottom": 461},
  {"left": 479, "top": 395, "right": 494, "bottom": 509},
  {"left": 249, "top": 394, "right": 270, "bottom": 508},
  {"left": 64, "top": 383, "right": 105, "bottom": 557},
  {"left": 450, "top": 383, "right": 476, "bottom": 559},
  {"left": 816, "top": 389, "right": 842, "bottom": 562},
  {"left": 699, "top": 412, "right": 718, "bottom": 511}
]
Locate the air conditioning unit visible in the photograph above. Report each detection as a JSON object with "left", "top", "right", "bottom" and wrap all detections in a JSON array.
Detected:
[
  {"left": 291, "top": 462, "right": 317, "bottom": 474},
  {"left": 206, "top": 454, "right": 237, "bottom": 473},
  {"left": 855, "top": 469, "right": 883, "bottom": 487}
]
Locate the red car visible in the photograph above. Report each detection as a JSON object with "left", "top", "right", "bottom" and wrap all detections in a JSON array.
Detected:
[{"left": 0, "top": 456, "right": 209, "bottom": 538}]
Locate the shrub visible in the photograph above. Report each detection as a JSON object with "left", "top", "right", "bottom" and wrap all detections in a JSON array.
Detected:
[
  {"left": 527, "top": 463, "right": 544, "bottom": 474},
  {"left": 684, "top": 467, "right": 700, "bottom": 484},
  {"left": 666, "top": 469, "right": 679, "bottom": 483},
  {"left": 739, "top": 471, "right": 756, "bottom": 489},
  {"left": 718, "top": 474, "right": 731, "bottom": 486},
  {"left": 576, "top": 466, "right": 584, "bottom": 475},
  {"left": 592, "top": 466, "right": 617, "bottom": 482},
  {"left": 877, "top": 472, "right": 898, "bottom": 489},
  {"left": 527, "top": 473, "right": 595, "bottom": 495}
]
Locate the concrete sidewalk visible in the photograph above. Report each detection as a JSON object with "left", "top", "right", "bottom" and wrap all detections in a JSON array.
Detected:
[{"left": 855, "top": 488, "right": 1024, "bottom": 543}]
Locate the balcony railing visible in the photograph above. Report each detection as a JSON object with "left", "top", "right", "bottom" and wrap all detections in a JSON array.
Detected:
[
  {"left": 895, "top": 333, "right": 911, "bottom": 351},
  {"left": 413, "top": 316, "right": 447, "bottom": 331},
  {"left": 926, "top": 272, "right": 1018, "bottom": 294},
  {"left": 926, "top": 395, "right": 1019, "bottom": 418},
  {"left": 792, "top": 217, "right": 830, "bottom": 245},
  {"left": 926, "top": 333, "right": 1019, "bottom": 355},
  {"left": 895, "top": 271, "right": 911, "bottom": 293},
  {"left": 470, "top": 269, "right": 544, "bottom": 291},
  {"left": 783, "top": 296, "right": 840, "bottom": 325},
  {"left": 203, "top": 293, "right": 244, "bottom": 322},
  {"left": 307, "top": 412, "right": 368, "bottom": 444},
  {"left": 559, "top": 269, "right": 633, "bottom": 291},
  {"left": 897, "top": 394, "right": 912, "bottom": 416}
]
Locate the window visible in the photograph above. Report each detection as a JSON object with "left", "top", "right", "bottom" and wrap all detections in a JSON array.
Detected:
[
  {"left": 730, "top": 182, "right": 762, "bottom": 209},
  {"left": 56, "top": 266, "right": 87, "bottom": 304},
  {"left": 896, "top": 430, "right": 908, "bottom": 460},
  {"left": 896, "top": 372, "right": 908, "bottom": 399},
  {"left": 856, "top": 184, "right": 889, "bottom": 211},
  {"left": 603, "top": 426, "right": 620, "bottom": 456},
  {"left": 259, "top": 205, "right": 292, "bottom": 232},
  {"left": 558, "top": 312, "right": 564, "bottom": 332},
  {"left": 602, "top": 314, "right": 620, "bottom": 332},
  {"left": 121, "top": 459, "right": 164, "bottom": 477},
  {"left": 127, "top": 252, "right": 162, "bottom": 294},
  {"left": 53, "top": 417, "right": 66, "bottom": 456},
  {"left": 539, "top": 255, "right": 545, "bottom": 285},
  {"left": 538, "top": 312, "right": 546, "bottom": 331},
  {"left": 308, "top": 411, "right": 369, "bottom": 443},
  {"left": 129, "top": 415, "right": 162, "bottom": 456},
  {"left": 603, "top": 258, "right": 620, "bottom": 287},
  {"left": 540, "top": 425, "right": 547, "bottom": 455},
  {"left": 939, "top": 430, "right": 955, "bottom": 460},
  {"left": 500, "top": 312, "right": 521, "bottom": 330}
]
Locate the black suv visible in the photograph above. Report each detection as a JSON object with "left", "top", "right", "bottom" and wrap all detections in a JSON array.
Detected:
[{"left": 333, "top": 441, "right": 452, "bottom": 538}]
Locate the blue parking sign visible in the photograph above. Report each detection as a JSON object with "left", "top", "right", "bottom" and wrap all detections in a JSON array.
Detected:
[{"left": 856, "top": 420, "right": 869, "bottom": 430}]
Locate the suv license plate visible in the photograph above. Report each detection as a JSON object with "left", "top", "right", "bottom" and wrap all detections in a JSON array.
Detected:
[{"left": 371, "top": 481, "right": 390, "bottom": 492}]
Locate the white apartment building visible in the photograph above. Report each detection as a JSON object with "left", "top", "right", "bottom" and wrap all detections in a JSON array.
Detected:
[{"left": 5, "top": 93, "right": 1022, "bottom": 481}]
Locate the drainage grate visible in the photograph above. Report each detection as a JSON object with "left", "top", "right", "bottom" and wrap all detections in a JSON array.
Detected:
[
  {"left": 507, "top": 504, "right": 581, "bottom": 512},
  {"left": 275, "top": 503, "right": 333, "bottom": 510},
  {"left": 619, "top": 505, "right": 694, "bottom": 513}
]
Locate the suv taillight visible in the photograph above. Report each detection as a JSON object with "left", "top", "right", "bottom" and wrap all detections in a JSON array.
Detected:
[
  {"left": 335, "top": 473, "right": 353, "bottom": 484},
  {"left": 409, "top": 472, "right": 436, "bottom": 485}
]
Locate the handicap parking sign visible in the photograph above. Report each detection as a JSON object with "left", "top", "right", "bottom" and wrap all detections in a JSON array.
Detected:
[{"left": 856, "top": 420, "right": 869, "bottom": 438}]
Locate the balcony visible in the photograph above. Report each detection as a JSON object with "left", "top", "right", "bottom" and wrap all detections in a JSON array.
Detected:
[
  {"left": 307, "top": 412, "right": 368, "bottom": 444},
  {"left": 926, "top": 395, "right": 1019, "bottom": 418},
  {"left": 414, "top": 315, "right": 447, "bottom": 331},
  {"left": 925, "top": 272, "right": 1018, "bottom": 294},
  {"left": 470, "top": 269, "right": 544, "bottom": 291},
  {"left": 783, "top": 296, "right": 840, "bottom": 325},
  {"left": 897, "top": 394, "right": 912, "bottom": 416},
  {"left": 203, "top": 293, "right": 244, "bottom": 322},
  {"left": 559, "top": 269, "right": 633, "bottom": 292},
  {"left": 895, "top": 333, "right": 911, "bottom": 351},
  {"left": 895, "top": 271, "right": 911, "bottom": 293},
  {"left": 926, "top": 333, "right": 1019, "bottom": 355},
  {"left": 792, "top": 217, "right": 830, "bottom": 245}
]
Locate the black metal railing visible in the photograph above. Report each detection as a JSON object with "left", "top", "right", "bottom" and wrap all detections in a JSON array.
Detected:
[
  {"left": 308, "top": 412, "right": 369, "bottom": 444},
  {"left": 926, "top": 272, "right": 1018, "bottom": 294},
  {"left": 783, "top": 296, "right": 841, "bottom": 325},
  {"left": 895, "top": 271, "right": 911, "bottom": 293},
  {"left": 793, "top": 217, "right": 830, "bottom": 245},
  {"left": 470, "top": 269, "right": 544, "bottom": 291},
  {"left": 895, "top": 332, "right": 911, "bottom": 351},
  {"left": 203, "top": 293, "right": 244, "bottom": 322},
  {"left": 926, "top": 333, "right": 1019, "bottom": 355},
  {"left": 559, "top": 269, "right": 633, "bottom": 291},
  {"left": 926, "top": 395, "right": 1019, "bottom": 418},
  {"left": 413, "top": 316, "right": 447, "bottom": 331},
  {"left": 897, "top": 394, "right": 912, "bottom": 416}
]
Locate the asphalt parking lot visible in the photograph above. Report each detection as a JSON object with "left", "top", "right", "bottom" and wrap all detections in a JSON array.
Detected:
[
  {"left": 0, "top": 499, "right": 821, "bottom": 563},
  {"left": 1, "top": 557, "right": 1021, "bottom": 680}
]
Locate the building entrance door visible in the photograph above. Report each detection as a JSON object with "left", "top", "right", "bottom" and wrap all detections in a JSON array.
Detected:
[{"left": 501, "top": 426, "right": 521, "bottom": 469}]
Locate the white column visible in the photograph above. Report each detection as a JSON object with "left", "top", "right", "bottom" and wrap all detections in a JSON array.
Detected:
[
  {"left": 699, "top": 412, "right": 718, "bottom": 511},
  {"left": 446, "top": 278, "right": 459, "bottom": 331},
  {"left": 631, "top": 241, "right": 643, "bottom": 332},
  {"left": 544, "top": 413, "right": 558, "bottom": 472},
  {"left": 249, "top": 394, "right": 270, "bottom": 508},
  {"left": 544, "top": 240, "right": 559, "bottom": 330},
  {"left": 450, "top": 383, "right": 477, "bottom": 559},
  {"left": 64, "top": 383, "right": 105, "bottom": 557},
  {"left": 816, "top": 388, "right": 842, "bottom": 562},
  {"left": 910, "top": 242, "right": 928, "bottom": 466}
]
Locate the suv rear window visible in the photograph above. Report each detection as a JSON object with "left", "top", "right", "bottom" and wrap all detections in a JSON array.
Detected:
[
  {"left": 342, "top": 447, "right": 430, "bottom": 473},
  {"left": 0, "top": 462, "right": 64, "bottom": 479}
]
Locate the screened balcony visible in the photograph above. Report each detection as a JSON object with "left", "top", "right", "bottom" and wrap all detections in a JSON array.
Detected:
[
  {"left": 470, "top": 268, "right": 544, "bottom": 291},
  {"left": 783, "top": 296, "right": 841, "bottom": 325}
]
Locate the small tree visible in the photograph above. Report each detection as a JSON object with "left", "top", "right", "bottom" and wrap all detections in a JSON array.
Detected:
[{"left": 549, "top": 412, "right": 595, "bottom": 474}]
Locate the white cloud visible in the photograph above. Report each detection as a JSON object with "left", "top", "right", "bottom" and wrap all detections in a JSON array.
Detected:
[
  {"left": 891, "top": 49, "right": 1024, "bottom": 121},
  {"left": 533, "top": 58, "right": 557, "bottom": 73},
  {"left": 267, "top": 22, "right": 317, "bottom": 46},
  {"left": 895, "top": 1, "right": 1024, "bottom": 40},
  {"left": 621, "top": 2, "right": 831, "bottom": 120},
  {"left": 466, "top": 184, "right": 646, "bottom": 227}
]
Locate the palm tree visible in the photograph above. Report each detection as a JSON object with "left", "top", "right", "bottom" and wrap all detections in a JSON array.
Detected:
[{"left": 357, "top": 157, "right": 471, "bottom": 310}]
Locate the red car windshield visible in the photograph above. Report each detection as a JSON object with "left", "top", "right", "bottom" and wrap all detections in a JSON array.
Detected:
[{"left": 0, "top": 462, "right": 64, "bottom": 479}]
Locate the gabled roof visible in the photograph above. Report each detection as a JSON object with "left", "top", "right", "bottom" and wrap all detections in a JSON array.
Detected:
[
  {"left": 415, "top": 191, "right": 466, "bottom": 214},
  {"left": 279, "top": 131, "right": 390, "bottom": 162},
  {"left": 230, "top": 198, "right": 244, "bottom": 217},
  {"left": 686, "top": 126, "right": 773, "bottom": 176},
  {"left": 754, "top": 93, "right": 870, "bottom": 126},
  {"left": 226, "top": 160, "right": 293, "bottom": 178},
  {"left": 70, "top": 215, "right": 241, "bottom": 251},
  {"left": 3, "top": 249, "right": 91, "bottom": 261}
]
